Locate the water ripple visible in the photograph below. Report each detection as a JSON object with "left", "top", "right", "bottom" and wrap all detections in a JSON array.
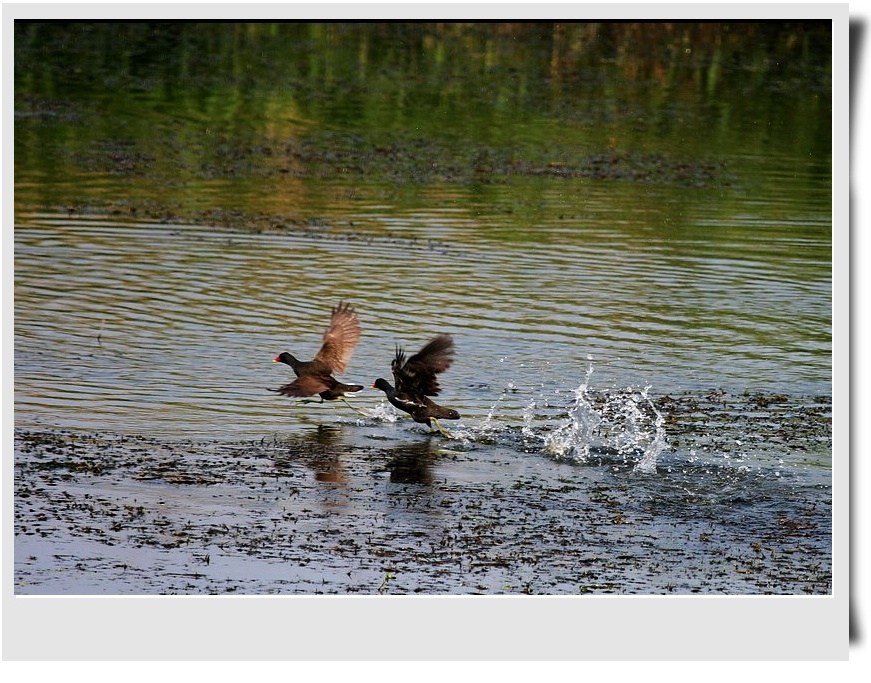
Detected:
[{"left": 14, "top": 211, "right": 830, "bottom": 440}]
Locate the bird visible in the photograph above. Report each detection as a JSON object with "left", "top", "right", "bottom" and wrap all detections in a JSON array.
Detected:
[
  {"left": 272, "top": 302, "right": 366, "bottom": 415},
  {"left": 372, "top": 334, "right": 460, "bottom": 436}
]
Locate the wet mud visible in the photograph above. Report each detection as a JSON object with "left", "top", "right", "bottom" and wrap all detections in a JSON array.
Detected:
[{"left": 14, "top": 391, "right": 831, "bottom": 595}]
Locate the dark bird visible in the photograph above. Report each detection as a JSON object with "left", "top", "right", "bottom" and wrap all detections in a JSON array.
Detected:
[
  {"left": 272, "top": 302, "right": 365, "bottom": 414},
  {"left": 372, "top": 334, "right": 460, "bottom": 435}
]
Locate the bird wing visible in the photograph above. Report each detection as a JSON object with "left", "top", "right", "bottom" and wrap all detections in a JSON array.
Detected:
[
  {"left": 273, "top": 374, "right": 330, "bottom": 397},
  {"left": 393, "top": 334, "right": 454, "bottom": 397},
  {"left": 313, "top": 302, "right": 361, "bottom": 374},
  {"left": 390, "top": 344, "right": 407, "bottom": 388}
]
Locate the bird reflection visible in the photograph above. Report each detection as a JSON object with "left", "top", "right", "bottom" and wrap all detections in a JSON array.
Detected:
[
  {"left": 271, "top": 424, "right": 348, "bottom": 486},
  {"left": 384, "top": 438, "right": 437, "bottom": 485}
]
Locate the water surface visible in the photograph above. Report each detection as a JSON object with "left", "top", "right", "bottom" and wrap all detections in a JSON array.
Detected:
[{"left": 13, "top": 192, "right": 830, "bottom": 441}]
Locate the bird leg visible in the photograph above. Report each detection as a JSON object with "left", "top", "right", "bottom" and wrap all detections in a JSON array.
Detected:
[
  {"left": 339, "top": 397, "right": 370, "bottom": 417},
  {"left": 430, "top": 418, "right": 454, "bottom": 438}
]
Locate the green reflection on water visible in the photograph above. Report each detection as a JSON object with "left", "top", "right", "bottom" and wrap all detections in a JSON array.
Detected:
[{"left": 14, "top": 21, "right": 831, "bottom": 224}]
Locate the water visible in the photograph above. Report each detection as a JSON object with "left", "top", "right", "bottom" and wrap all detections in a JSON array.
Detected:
[
  {"left": 12, "top": 22, "right": 832, "bottom": 594},
  {"left": 13, "top": 202, "right": 830, "bottom": 444}
]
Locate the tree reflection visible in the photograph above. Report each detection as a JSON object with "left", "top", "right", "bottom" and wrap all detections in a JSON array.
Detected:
[{"left": 14, "top": 21, "right": 831, "bottom": 219}]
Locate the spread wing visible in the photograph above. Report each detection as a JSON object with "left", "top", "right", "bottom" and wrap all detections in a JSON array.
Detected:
[
  {"left": 392, "top": 334, "right": 454, "bottom": 397},
  {"left": 273, "top": 374, "right": 330, "bottom": 397},
  {"left": 391, "top": 345, "right": 409, "bottom": 394},
  {"left": 313, "top": 302, "right": 361, "bottom": 374}
]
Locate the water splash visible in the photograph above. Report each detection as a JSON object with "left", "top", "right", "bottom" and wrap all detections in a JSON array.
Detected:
[
  {"left": 633, "top": 385, "right": 667, "bottom": 474},
  {"left": 362, "top": 361, "right": 669, "bottom": 470},
  {"left": 521, "top": 398, "right": 538, "bottom": 443},
  {"left": 533, "top": 364, "right": 667, "bottom": 470},
  {"left": 542, "top": 363, "right": 600, "bottom": 462},
  {"left": 475, "top": 392, "right": 510, "bottom": 443},
  {"left": 366, "top": 400, "right": 399, "bottom": 423}
]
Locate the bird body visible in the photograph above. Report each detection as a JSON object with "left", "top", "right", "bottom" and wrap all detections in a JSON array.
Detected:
[
  {"left": 373, "top": 377, "right": 460, "bottom": 426},
  {"left": 272, "top": 302, "right": 364, "bottom": 403},
  {"left": 373, "top": 334, "right": 460, "bottom": 433}
]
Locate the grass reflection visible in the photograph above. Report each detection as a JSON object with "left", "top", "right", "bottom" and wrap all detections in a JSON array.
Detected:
[{"left": 15, "top": 21, "right": 831, "bottom": 219}]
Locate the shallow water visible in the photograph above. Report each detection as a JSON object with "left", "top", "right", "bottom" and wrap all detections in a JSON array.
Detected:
[
  {"left": 13, "top": 408, "right": 831, "bottom": 595},
  {"left": 13, "top": 22, "right": 832, "bottom": 595}
]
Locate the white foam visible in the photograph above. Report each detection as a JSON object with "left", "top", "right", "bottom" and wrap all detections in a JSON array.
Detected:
[{"left": 367, "top": 400, "right": 399, "bottom": 423}]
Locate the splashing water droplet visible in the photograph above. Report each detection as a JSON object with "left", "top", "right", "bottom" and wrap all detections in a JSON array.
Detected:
[
  {"left": 476, "top": 394, "right": 508, "bottom": 440},
  {"left": 521, "top": 398, "right": 538, "bottom": 443},
  {"left": 633, "top": 385, "right": 668, "bottom": 474},
  {"left": 530, "top": 365, "right": 668, "bottom": 470},
  {"left": 543, "top": 363, "right": 600, "bottom": 462},
  {"left": 369, "top": 400, "right": 399, "bottom": 423}
]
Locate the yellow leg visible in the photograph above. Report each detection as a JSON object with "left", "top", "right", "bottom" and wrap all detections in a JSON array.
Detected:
[
  {"left": 430, "top": 418, "right": 454, "bottom": 438},
  {"left": 340, "top": 397, "right": 369, "bottom": 417}
]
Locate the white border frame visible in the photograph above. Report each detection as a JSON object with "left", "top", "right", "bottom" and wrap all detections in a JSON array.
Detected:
[{"left": 2, "top": 3, "right": 850, "bottom": 661}]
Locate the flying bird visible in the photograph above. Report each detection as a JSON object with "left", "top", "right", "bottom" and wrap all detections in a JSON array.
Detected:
[
  {"left": 372, "top": 334, "right": 460, "bottom": 436},
  {"left": 272, "top": 302, "right": 365, "bottom": 414}
]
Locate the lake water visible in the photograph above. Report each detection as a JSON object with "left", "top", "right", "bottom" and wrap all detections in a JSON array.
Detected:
[
  {"left": 12, "top": 184, "right": 831, "bottom": 442},
  {"left": 12, "top": 22, "right": 832, "bottom": 595}
]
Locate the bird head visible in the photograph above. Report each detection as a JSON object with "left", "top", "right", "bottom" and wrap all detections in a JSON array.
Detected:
[{"left": 372, "top": 378, "right": 392, "bottom": 392}]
